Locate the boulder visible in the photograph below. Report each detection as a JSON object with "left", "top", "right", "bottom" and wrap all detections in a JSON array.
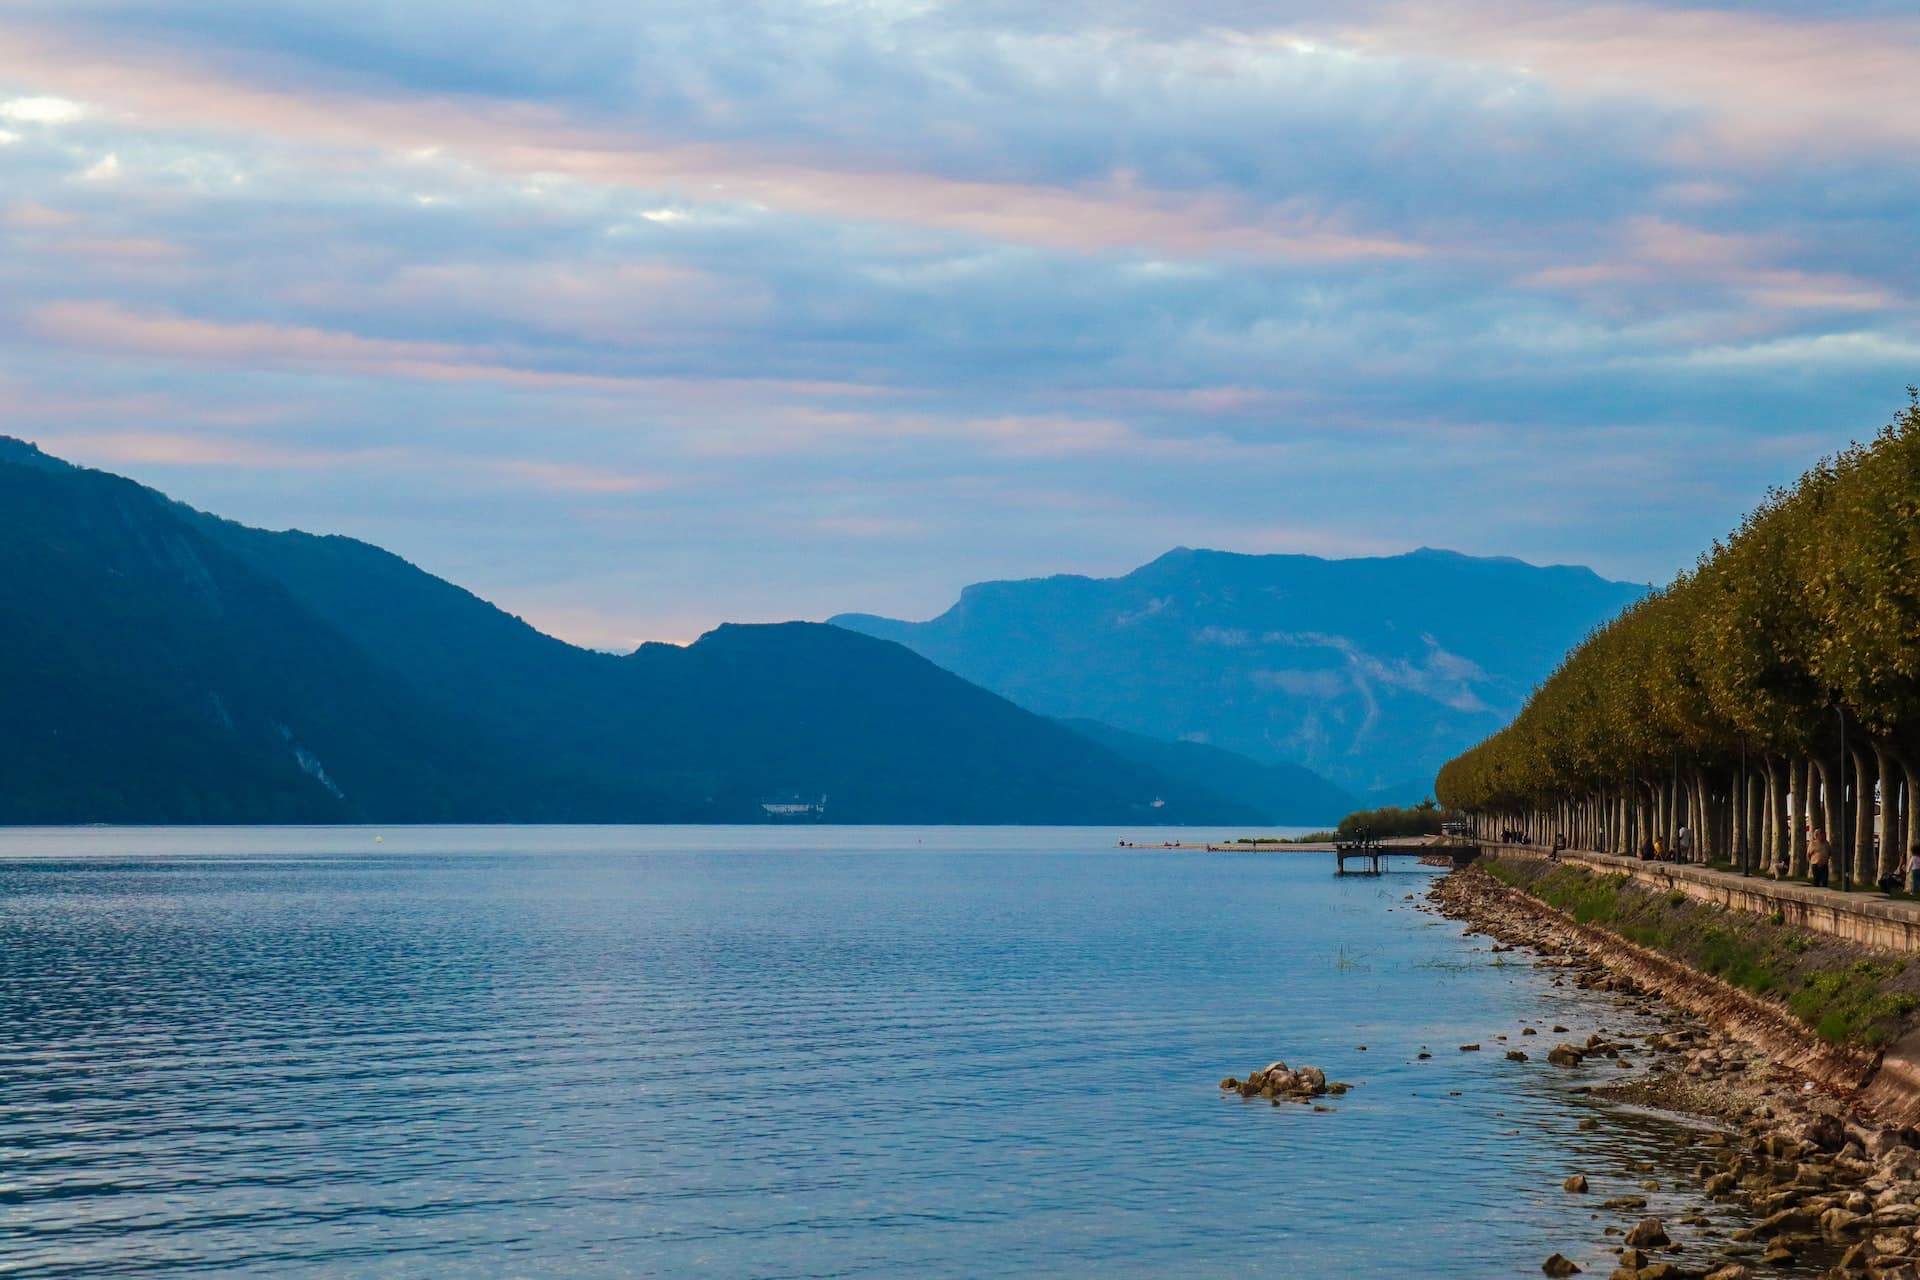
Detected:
[
  {"left": 1508, "top": 1050, "right": 1530, "bottom": 1062},
  {"left": 1821, "top": 1206, "right": 1863, "bottom": 1236},
  {"left": 1803, "top": 1113, "right": 1848, "bottom": 1152},
  {"left": 1871, "top": 1229, "right": 1913, "bottom": 1255},
  {"left": 1541, "top": 1253, "right": 1582, "bottom": 1276},
  {"left": 1548, "top": 1044, "right": 1586, "bottom": 1067},
  {"left": 1625, "top": 1217, "right": 1671, "bottom": 1248},
  {"left": 1564, "top": 1174, "right": 1589, "bottom": 1193}
]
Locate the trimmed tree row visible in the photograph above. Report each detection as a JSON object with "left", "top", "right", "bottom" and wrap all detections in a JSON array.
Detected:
[{"left": 1435, "top": 390, "right": 1920, "bottom": 884}]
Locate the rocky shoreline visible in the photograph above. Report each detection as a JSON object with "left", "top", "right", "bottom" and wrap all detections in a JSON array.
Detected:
[{"left": 1430, "top": 863, "right": 1920, "bottom": 1279}]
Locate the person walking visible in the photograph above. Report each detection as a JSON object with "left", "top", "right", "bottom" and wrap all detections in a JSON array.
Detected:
[
  {"left": 1809, "top": 826, "right": 1831, "bottom": 888},
  {"left": 1908, "top": 844, "right": 1920, "bottom": 896},
  {"left": 1676, "top": 825, "right": 1693, "bottom": 863}
]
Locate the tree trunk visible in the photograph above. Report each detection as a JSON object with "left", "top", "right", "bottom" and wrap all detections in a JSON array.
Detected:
[
  {"left": 1852, "top": 744, "right": 1876, "bottom": 887},
  {"left": 1735, "top": 771, "right": 1751, "bottom": 871},
  {"left": 1771, "top": 758, "right": 1792, "bottom": 876},
  {"left": 1790, "top": 756, "right": 1809, "bottom": 878},
  {"left": 1878, "top": 742, "right": 1902, "bottom": 883},
  {"left": 1817, "top": 755, "right": 1842, "bottom": 859},
  {"left": 1762, "top": 759, "right": 1779, "bottom": 874},
  {"left": 1905, "top": 760, "right": 1920, "bottom": 870}
]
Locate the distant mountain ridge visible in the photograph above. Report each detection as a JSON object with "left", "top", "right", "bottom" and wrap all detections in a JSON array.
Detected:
[
  {"left": 0, "top": 437, "right": 1260, "bottom": 826},
  {"left": 1060, "top": 719, "right": 1357, "bottom": 824},
  {"left": 832, "top": 547, "right": 1647, "bottom": 800}
]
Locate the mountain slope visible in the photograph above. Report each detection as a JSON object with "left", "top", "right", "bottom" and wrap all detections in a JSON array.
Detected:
[
  {"left": 0, "top": 438, "right": 1255, "bottom": 825},
  {"left": 0, "top": 441, "right": 525, "bottom": 823},
  {"left": 1060, "top": 720, "right": 1357, "bottom": 825},
  {"left": 833, "top": 547, "right": 1648, "bottom": 798}
]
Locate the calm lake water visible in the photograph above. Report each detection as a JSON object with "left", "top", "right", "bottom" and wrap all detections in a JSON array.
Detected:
[{"left": 0, "top": 827, "right": 1771, "bottom": 1277}]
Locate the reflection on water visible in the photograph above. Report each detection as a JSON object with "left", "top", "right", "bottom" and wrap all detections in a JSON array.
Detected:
[{"left": 0, "top": 827, "right": 1804, "bottom": 1277}]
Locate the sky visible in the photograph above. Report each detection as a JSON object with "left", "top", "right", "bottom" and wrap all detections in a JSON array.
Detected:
[{"left": 1, "top": 1, "right": 1915, "bottom": 648}]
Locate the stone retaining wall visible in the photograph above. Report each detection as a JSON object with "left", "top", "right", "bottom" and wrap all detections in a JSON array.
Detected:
[{"left": 1486, "top": 843, "right": 1920, "bottom": 953}]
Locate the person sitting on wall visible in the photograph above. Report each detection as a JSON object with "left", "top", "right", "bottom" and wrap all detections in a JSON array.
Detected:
[
  {"left": 1638, "top": 836, "right": 1654, "bottom": 862},
  {"left": 1880, "top": 862, "right": 1903, "bottom": 895},
  {"left": 1551, "top": 833, "right": 1566, "bottom": 862}
]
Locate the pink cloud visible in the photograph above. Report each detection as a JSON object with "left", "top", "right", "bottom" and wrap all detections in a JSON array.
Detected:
[
  {"left": 1517, "top": 216, "right": 1900, "bottom": 312},
  {"left": 27, "top": 431, "right": 395, "bottom": 470},
  {"left": 1340, "top": 1, "right": 1920, "bottom": 156},
  {"left": 0, "top": 24, "right": 1426, "bottom": 264},
  {"left": 3, "top": 201, "right": 81, "bottom": 229},
  {"left": 23, "top": 299, "right": 906, "bottom": 411}
]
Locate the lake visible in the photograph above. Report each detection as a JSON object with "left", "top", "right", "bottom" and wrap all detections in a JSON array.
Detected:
[{"left": 0, "top": 826, "right": 1759, "bottom": 1276}]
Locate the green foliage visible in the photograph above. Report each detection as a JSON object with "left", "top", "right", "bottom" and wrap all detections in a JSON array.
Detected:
[
  {"left": 1788, "top": 965, "right": 1920, "bottom": 1045},
  {"left": 1434, "top": 389, "right": 1920, "bottom": 813},
  {"left": 1483, "top": 856, "right": 1920, "bottom": 1047},
  {"left": 1337, "top": 798, "right": 1443, "bottom": 838}
]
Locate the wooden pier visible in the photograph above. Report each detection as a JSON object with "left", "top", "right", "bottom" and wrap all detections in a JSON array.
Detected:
[{"left": 1334, "top": 834, "right": 1480, "bottom": 875}]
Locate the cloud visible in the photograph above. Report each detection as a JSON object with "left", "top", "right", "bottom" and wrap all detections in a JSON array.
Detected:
[
  {"left": 0, "top": 95, "right": 87, "bottom": 124},
  {"left": 0, "top": 0, "right": 1912, "bottom": 643},
  {"left": 1339, "top": 1, "right": 1920, "bottom": 156}
]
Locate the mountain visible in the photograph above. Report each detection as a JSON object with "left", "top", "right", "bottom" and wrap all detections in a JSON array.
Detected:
[
  {"left": 0, "top": 438, "right": 1260, "bottom": 826},
  {"left": 832, "top": 547, "right": 1648, "bottom": 800},
  {"left": 1060, "top": 719, "right": 1357, "bottom": 825}
]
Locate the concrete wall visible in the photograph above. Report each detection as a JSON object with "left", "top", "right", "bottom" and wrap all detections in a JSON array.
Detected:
[{"left": 1488, "top": 844, "right": 1920, "bottom": 953}]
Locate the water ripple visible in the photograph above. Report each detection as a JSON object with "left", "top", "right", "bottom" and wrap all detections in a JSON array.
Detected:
[{"left": 0, "top": 828, "right": 1807, "bottom": 1276}]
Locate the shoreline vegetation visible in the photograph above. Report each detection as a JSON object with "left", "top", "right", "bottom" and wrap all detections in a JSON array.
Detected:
[
  {"left": 1436, "top": 391, "right": 1920, "bottom": 887},
  {"left": 1434, "top": 851, "right": 1920, "bottom": 1278}
]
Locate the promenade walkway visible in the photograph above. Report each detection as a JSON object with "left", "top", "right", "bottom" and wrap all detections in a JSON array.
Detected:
[{"left": 1481, "top": 840, "right": 1920, "bottom": 952}]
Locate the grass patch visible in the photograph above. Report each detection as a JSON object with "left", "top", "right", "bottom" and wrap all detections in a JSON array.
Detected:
[{"left": 1476, "top": 853, "right": 1920, "bottom": 1048}]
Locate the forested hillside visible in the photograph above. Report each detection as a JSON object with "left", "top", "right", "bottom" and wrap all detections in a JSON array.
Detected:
[{"left": 0, "top": 438, "right": 1255, "bottom": 826}]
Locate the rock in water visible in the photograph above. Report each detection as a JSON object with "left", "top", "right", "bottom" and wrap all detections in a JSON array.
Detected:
[
  {"left": 1547, "top": 1044, "right": 1585, "bottom": 1067},
  {"left": 1624, "top": 1217, "right": 1670, "bottom": 1248},
  {"left": 1541, "top": 1253, "right": 1582, "bottom": 1276},
  {"left": 1563, "top": 1173, "right": 1588, "bottom": 1193}
]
